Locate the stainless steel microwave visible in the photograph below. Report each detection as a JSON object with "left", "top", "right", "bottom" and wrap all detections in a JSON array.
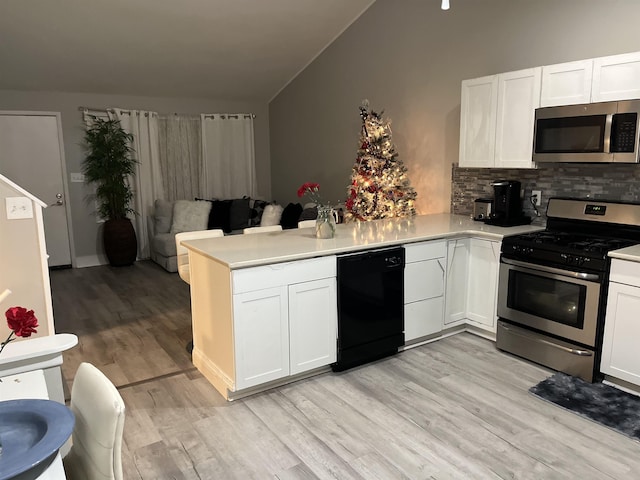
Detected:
[{"left": 533, "top": 100, "right": 640, "bottom": 163}]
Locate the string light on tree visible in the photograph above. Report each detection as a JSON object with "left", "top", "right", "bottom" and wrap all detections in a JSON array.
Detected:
[{"left": 345, "top": 100, "right": 417, "bottom": 221}]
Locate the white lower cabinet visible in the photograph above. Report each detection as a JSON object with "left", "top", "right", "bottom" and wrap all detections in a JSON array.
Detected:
[
  {"left": 466, "top": 239, "right": 501, "bottom": 331},
  {"left": 404, "top": 240, "right": 446, "bottom": 342},
  {"left": 601, "top": 259, "right": 640, "bottom": 386},
  {"left": 289, "top": 278, "right": 337, "bottom": 375},
  {"left": 234, "top": 286, "right": 289, "bottom": 389},
  {"left": 444, "top": 238, "right": 469, "bottom": 326},
  {"left": 445, "top": 237, "right": 501, "bottom": 333},
  {"left": 232, "top": 257, "right": 337, "bottom": 391}
]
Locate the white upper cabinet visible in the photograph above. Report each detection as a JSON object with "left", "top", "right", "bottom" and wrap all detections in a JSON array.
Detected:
[
  {"left": 540, "top": 59, "right": 594, "bottom": 107},
  {"left": 592, "top": 51, "right": 640, "bottom": 102},
  {"left": 459, "top": 75, "right": 498, "bottom": 168},
  {"left": 460, "top": 69, "right": 539, "bottom": 169},
  {"left": 495, "top": 68, "right": 541, "bottom": 169}
]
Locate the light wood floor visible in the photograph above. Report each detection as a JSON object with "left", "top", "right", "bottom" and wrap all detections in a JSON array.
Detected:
[{"left": 51, "top": 261, "right": 640, "bottom": 479}]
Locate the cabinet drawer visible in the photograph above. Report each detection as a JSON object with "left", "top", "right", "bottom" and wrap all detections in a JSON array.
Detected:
[
  {"left": 405, "top": 240, "right": 446, "bottom": 263},
  {"left": 233, "top": 256, "right": 336, "bottom": 294},
  {"left": 405, "top": 297, "right": 443, "bottom": 342},
  {"left": 610, "top": 259, "right": 640, "bottom": 288},
  {"left": 405, "top": 258, "right": 445, "bottom": 303}
]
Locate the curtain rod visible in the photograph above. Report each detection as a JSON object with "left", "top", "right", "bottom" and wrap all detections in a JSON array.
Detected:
[
  {"left": 202, "top": 113, "right": 256, "bottom": 119},
  {"left": 79, "top": 106, "right": 255, "bottom": 119}
]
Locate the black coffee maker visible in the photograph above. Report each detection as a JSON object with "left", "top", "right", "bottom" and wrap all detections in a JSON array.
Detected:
[{"left": 485, "top": 180, "right": 531, "bottom": 226}]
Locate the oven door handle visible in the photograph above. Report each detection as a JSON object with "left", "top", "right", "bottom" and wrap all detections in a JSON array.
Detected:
[
  {"left": 500, "top": 323, "right": 593, "bottom": 357},
  {"left": 501, "top": 257, "right": 600, "bottom": 281}
]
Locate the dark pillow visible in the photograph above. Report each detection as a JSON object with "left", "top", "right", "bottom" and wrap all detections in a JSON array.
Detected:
[
  {"left": 299, "top": 206, "right": 318, "bottom": 221},
  {"left": 229, "top": 197, "right": 251, "bottom": 231},
  {"left": 248, "top": 198, "right": 269, "bottom": 227},
  {"left": 209, "top": 200, "right": 232, "bottom": 233},
  {"left": 281, "top": 202, "right": 303, "bottom": 229}
]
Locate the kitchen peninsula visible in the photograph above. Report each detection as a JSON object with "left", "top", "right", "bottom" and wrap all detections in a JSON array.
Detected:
[{"left": 183, "top": 213, "right": 542, "bottom": 400}]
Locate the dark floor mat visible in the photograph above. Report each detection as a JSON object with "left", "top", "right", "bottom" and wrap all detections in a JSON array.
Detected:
[{"left": 530, "top": 372, "right": 640, "bottom": 442}]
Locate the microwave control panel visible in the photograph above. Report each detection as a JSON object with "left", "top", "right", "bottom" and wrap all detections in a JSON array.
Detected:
[{"left": 611, "top": 112, "right": 638, "bottom": 153}]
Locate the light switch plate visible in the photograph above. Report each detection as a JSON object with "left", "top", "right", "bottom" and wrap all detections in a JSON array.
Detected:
[
  {"left": 70, "top": 172, "right": 85, "bottom": 183},
  {"left": 6, "top": 197, "right": 33, "bottom": 219}
]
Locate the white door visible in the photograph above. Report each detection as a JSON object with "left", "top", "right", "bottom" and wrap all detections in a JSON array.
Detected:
[{"left": 0, "top": 113, "right": 72, "bottom": 267}]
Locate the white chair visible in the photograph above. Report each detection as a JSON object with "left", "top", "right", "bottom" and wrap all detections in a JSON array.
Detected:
[
  {"left": 297, "top": 219, "right": 316, "bottom": 228},
  {"left": 175, "top": 229, "right": 224, "bottom": 284},
  {"left": 63, "top": 362, "right": 126, "bottom": 480},
  {"left": 242, "top": 225, "right": 283, "bottom": 234}
]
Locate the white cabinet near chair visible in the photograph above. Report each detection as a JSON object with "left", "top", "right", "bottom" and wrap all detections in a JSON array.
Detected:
[
  {"left": 231, "top": 256, "right": 337, "bottom": 391},
  {"left": 404, "top": 240, "right": 446, "bottom": 343}
]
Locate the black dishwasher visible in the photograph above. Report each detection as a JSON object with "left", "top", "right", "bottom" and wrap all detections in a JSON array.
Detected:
[{"left": 333, "top": 247, "right": 405, "bottom": 371}]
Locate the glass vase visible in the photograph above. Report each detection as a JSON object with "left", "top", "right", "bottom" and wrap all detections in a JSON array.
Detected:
[{"left": 316, "top": 206, "right": 337, "bottom": 239}]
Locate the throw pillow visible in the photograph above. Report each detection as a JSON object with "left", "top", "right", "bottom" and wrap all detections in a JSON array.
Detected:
[
  {"left": 281, "top": 202, "right": 303, "bottom": 229},
  {"left": 229, "top": 197, "right": 251, "bottom": 231},
  {"left": 248, "top": 197, "right": 269, "bottom": 227},
  {"left": 208, "top": 199, "right": 232, "bottom": 233},
  {"left": 299, "top": 206, "right": 318, "bottom": 221},
  {"left": 260, "top": 204, "right": 284, "bottom": 227},
  {"left": 170, "top": 200, "right": 212, "bottom": 234},
  {"left": 154, "top": 199, "right": 174, "bottom": 234}
]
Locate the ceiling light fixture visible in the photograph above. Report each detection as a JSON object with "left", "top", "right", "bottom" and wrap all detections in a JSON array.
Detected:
[{"left": 441, "top": 0, "right": 450, "bottom": 10}]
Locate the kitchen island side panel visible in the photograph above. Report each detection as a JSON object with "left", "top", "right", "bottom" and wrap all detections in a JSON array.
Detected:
[{"left": 189, "top": 251, "right": 236, "bottom": 398}]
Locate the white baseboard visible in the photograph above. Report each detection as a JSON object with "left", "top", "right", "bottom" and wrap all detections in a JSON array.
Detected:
[{"left": 74, "top": 254, "right": 108, "bottom": 268}]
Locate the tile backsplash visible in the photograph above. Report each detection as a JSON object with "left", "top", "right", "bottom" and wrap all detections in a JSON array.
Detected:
[{"left": 451, "top": 163, "right": 640, "bottom": 225}]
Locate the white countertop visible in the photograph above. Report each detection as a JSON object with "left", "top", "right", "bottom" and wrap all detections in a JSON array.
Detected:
[
  {"left": 609, "top": 244, "right": 640, "bottom": 263},
  {"left": 183, "top": 213, "right": 544, "bottom": 269}
]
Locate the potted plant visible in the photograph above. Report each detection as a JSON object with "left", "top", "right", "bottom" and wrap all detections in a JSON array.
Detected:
[{"left": 82, "top": 118, "right": 138, "bottom": 266}]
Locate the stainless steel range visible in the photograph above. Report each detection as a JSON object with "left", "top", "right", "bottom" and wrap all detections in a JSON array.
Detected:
[{"left": 496, "top": 197, "right": 640, "bottom": 382}]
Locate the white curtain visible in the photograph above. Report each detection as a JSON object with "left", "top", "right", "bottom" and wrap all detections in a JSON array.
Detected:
[
  {"left": 158, "top": 116, "right": 202, "bottom": 201},
  {"left": 201, "top": 114, "right": 257, "bottom": 199},
  {"left": 108, "top": 109, "right": 163, "bottom": 259}
]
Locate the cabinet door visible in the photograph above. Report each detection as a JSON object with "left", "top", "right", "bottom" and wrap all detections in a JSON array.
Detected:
[
  {"left": 444, "top": 238, "right": 469, "bottom": 326},
  {"left": 495, "top": 68, "right": 541, "bottom": 169},
  {"left": 289, "top": 278, "right": 337, "bottom": 375},
  {"left": 466, "top": 239, "right": 500, "bottom": 331},
  {"left": 601, "top": 281, "right": 640, "bottom": 386},
  {"left": 233, "top": 286, "right": 289, "bottom": 390},
  {"left": 540, "top": 59, "right": 593, "bottom": 107},
  {"left": 592, "top": 51, "right": 640, "bottom": 102},
  {"left": 459, "top": 75, "right": 498, "bottom": 167}
]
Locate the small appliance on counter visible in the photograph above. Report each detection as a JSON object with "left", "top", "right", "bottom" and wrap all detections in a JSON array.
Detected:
[
  {"left": 473, "top": 198, "right": 493, "bottom": 221},
  {"left": 484, "top": 180, "right": 531, "bottom": 227}
]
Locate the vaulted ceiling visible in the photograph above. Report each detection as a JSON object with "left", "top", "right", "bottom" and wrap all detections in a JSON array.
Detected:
[{"left": 0, "top": 0, "right": 375, "bottom": 102}]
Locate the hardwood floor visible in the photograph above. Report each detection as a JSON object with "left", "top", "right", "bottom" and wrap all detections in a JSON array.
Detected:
[{"left": 51, "top": 261, "right": 640, "bottom": 479}]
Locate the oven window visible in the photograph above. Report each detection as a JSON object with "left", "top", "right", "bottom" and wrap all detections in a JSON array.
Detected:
[
  {"left": 507, "top": 270, "right": 585, "bottom": 328},
  {"left": 535, "top": 115, "right": 606, "bottom": 153}
]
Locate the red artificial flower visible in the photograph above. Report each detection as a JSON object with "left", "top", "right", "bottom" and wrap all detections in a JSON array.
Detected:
[
  {"left": 297, "top": 182, "right": 320, "bottom": 198},
  {"left": 345, "top": 198, "right": 354, "bottom": 210},
  {"left": 5, "top": 306, "right": 38, "bottom": 337}
]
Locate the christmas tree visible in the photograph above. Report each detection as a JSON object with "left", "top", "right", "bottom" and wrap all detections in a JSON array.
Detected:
[{"left": 345, "top": 100, "right": 417, "bottom": 221}]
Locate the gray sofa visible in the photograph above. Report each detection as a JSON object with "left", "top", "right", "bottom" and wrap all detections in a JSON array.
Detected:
[{"left": 148, "top": 198, "right": 310, "bottom": 272}]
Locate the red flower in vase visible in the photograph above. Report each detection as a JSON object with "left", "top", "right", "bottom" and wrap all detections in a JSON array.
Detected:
[
  {"left": 297, "top": 182, "right": 325, "bottom": 206},
  {"left": 1, "top": 306, "right": 38, "bottom": 354}
]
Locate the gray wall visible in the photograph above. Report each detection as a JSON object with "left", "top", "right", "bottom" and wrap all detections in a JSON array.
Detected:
[
  {"left": 269, "top": 0, "right": 640, "bottom": 214},
  {"left": 0, "top": 90, "right": 269, "bottom": 265}
]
